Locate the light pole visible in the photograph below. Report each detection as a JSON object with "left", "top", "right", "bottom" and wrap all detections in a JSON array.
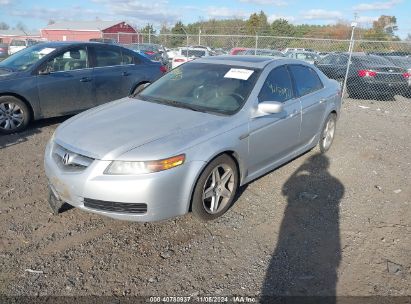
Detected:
[{"left": 341, "top": 21, "right": 357, "bottom": 100}]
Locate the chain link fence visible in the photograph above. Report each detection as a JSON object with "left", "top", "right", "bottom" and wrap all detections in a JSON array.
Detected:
[{"left": 110, "top": 32, "right": 411, "bottom": 110}]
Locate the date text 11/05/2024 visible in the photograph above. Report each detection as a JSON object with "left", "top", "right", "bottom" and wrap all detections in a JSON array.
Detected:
[{"left": 149, "top": 296, "right": 257, "bottom": 302}]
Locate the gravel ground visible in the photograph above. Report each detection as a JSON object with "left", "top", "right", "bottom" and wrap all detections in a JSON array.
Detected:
[{"left": 0, "top": 98, "right": 410, "bottom": 299}]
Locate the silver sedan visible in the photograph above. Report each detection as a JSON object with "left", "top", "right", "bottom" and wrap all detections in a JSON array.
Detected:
[{"left": 44, "top": 56, "right": 341, "bottom": 221}]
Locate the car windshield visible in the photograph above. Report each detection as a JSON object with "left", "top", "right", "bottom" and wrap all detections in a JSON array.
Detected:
[
  {"left": 180, "top": 49, "right": 206, "bottom": 57},
  {"left": 0, "top": 44, "right": 57, "bottom": 71},
  {"left": 137, "top": 62, "right": 260, "bottom": 115},
  {"left": 294, "top": 53, "right": 320, "bottom": 60}
]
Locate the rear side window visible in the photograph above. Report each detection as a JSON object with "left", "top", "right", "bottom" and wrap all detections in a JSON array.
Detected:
[
  {"left": 288, "top": 65, "right": 323, "bottom": 97},
  {"left": 258, "top": 65, "right": 294, "bottom": 103},
  {"left": 94, "top": 47, "right": 122, "bottom": 67},
  {"left": 122, "top": 50, "right": 141, "bottom": 65}
]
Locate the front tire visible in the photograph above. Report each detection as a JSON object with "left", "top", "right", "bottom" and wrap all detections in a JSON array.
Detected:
[
  {"left": 319, "top": 113, "right": 337, "bottom": 153},
  {"left": 132, "top": 82, "right": 150, "bottom": 96},
  {"left": 192, "top": 154, "right": 239, "bottom": 221},
  {"left": 0, "top": 96, "right": 30, "bottom": 134}
]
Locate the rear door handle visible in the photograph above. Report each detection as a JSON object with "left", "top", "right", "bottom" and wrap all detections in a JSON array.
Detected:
[
  {"left": 319, "top": 98, "right": 326, "bottom": 104},
  {"left": 80, "top": 77, "right": 92, "bottom": 82},
  {"left": 122, "top": 71, "right": 131, "bottom": 76}
]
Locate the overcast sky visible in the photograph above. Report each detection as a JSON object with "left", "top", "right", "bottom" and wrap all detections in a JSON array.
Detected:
[{"left": 0, "top": 0, "right": 410, "bottom": 37}]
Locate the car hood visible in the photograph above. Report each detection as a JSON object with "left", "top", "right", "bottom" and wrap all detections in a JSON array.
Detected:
[
  {"left": 0, "top": 69, "right": 22, "bottom": 79},
  {"left": 55, "top": 97, "right": 230, "bottom": 160}
]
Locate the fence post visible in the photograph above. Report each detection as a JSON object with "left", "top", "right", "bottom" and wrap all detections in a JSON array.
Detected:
[
  {"left": 117, "top": 32, "right": 120, "bottom": 43},
  {"left": 255, "top": 32, "right": 258, "bottom": 55},
  {"left": 198, "top": 29, "right": 201, "bottom": 45},
  {"left": 342, "top": 22, "right": 357, "bottom": 101}
]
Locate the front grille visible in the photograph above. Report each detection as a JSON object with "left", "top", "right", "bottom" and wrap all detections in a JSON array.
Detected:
[
  {"left": 52, "top": 143, "right": 94, "bottom": 172},
  {"left": 84, "top": 198, "right": 147, "bottom": 214}
]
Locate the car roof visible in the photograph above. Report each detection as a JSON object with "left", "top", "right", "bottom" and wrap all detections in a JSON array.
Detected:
[
  {"left": 32, "top": 41, "right": 126, "bottom": 48},
  {"left": 195, "top": 55, "right": 285, "bottom": 69}
]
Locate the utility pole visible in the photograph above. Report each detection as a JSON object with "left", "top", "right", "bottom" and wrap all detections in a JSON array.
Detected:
[{"left": 198, "top": 29, "right": 201, "bottom": 45}]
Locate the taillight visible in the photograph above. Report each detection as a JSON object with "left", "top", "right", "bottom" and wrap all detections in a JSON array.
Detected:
[
  {"left": 358, "top": 70, "right": 377, "bottom": 77},
  {"left": 403, "top": 72, "right": 410, "bottom": 79},
  {"left": 0, "top": 48, "right": 4, "bottom": 51},
  {"left": 144, "top": 51, "right": 155, "bottom": 55},
  {"left": 160, "top": 65, "right": 168, "bottom": 73},
  {"left": 174, "top": 58, "right": 185, "bottom": 62}
]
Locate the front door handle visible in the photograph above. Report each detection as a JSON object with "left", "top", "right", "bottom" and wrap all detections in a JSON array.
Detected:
[{"left": 80, "top": 77, "right": 92, "bottom": 82}]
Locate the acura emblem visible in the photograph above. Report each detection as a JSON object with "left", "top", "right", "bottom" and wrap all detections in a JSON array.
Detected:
[{"left": 62, "top": 153, "right": 71, "bottom": 165}]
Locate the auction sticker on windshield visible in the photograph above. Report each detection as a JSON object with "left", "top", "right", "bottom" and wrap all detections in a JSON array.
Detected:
[{"left": 224, "top": 68, "right": 254, "bottom": 80}]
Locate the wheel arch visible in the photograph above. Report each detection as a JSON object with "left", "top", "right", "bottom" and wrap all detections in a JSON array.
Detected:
[
  {"left": 187, "top": 150, "right": 243, "bottom": 213},
  {"left": 129, "top": 80, "right": 151, "bottom": 95},
  {"left": 0, "top": 92, "right": 35, "bottom": 121}
]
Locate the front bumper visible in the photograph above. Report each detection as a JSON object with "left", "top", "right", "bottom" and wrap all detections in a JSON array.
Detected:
[{"left": 44, "top": 140, "right": 205, "bottom": 222}]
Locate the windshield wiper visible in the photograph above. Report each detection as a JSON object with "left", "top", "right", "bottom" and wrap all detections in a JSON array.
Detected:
[
  {"left": 162, "top": 100, "right": 208, "bottom": 113},
  {"left": 139, "top": 95, "right": 208, "bottom": 113}
]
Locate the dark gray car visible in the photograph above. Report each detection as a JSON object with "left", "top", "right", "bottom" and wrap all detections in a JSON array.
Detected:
[{"left": 0, "top": 42, "right": 164, "bottom": 134}]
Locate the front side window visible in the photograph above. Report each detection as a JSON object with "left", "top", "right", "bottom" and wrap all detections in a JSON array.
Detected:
[
  {"left": 258, "top": 65, "right": 294, "bottom": 103},
  {"left": 94, "top": 47, "right": 122, "bottom": 67},
  {"left": 289, "top": 65, "right": 323, "bottom": 97},
  {"left": 44, "top": 48, "right": 88, "bottom": 72},
  {"left": 138, "top": 62, "right": 260, "bottom": 115}
]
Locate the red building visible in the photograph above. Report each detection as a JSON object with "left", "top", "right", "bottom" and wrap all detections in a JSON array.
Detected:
[{"left": 41, "top": 21, "right": 140, "bottom": 43}]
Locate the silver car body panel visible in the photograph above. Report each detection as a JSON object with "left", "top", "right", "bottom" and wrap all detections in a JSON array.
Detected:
[{"left": 45, "top": 56, "right": 341, "bottom": 222}]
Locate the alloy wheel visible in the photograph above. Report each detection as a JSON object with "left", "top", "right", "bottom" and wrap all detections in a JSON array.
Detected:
[
  {"left": 322, "top": 117, "right": 336, "bottom": 150},
  {"left": 202, "top": 164, "right": 235, "bottom": 214},
  {"left": 0, "top": 102, "right": 24, "bottom": 131}
]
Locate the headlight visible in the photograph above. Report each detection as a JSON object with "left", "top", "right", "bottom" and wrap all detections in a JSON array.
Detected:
[{"left": 104, "top": 154, "right": 185, "bottom": 175}]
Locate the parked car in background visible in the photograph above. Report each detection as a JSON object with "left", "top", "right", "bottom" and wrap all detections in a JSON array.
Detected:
[
  {"left": 0, "top": 43, "right": 8, "bottom": 59},
  {"left": 166, "top": 48, "right": 179, "bottom": 61},
  {"left": 318, "top": 51, "right": 331, "bottom": 58},
  {"left": 126, "top": 43, "right": 168, "bottom": 65},
  {"left": 171, "top": 48, "right": 210, "bottom": 69},
  {"left": 45, "top": 55, "right": 341, "bottom": 222},
  {"left": 385, "top": 56, "right": 411, "bottom": 96},
  {"left": 89, "top": 38, "right": 117, "bottom": 44},
  {"left": 237, "top": 48, "right": 284, "bottom": 57},
  {"left": 230, "top": 47, "right": 247, "bottom": 55},
  {"left": 315, "top": 53, "right": 410, "bottom": 99},
  {"left": 0, "top": 42, "right": 165, "bottom": 134},
  {"left": 285, "top": 51, "right": 320, "bottom": 64},
  {"left": 8, "top": 39, "right": 39, "bottom": 55},
  {"left": 282, "top": 48, "right": 305, "bottom": 54}
]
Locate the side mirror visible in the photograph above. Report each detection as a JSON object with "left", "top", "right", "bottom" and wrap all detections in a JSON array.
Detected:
[{"left": 254, "top": 101, "right": 284, "bottom": 117}]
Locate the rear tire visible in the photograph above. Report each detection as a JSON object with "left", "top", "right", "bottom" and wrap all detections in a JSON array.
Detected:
[
  {"left": 191, "top": 155, "right": 239, "bottom": 221},
  {"left": 0, "top": 96, "right": 30, "bottom": 134},
  {"left": 132, "top": 82, "right": 150, "bottom": 96},
  {"left": 319, "top": 113, "right": 337, "bottom": 153}
]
